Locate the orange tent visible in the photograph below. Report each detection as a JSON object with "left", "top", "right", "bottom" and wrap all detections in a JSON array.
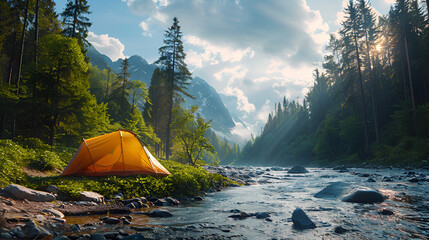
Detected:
[{"left": 61, "top": 130, "right": 170, "bottom": 177}]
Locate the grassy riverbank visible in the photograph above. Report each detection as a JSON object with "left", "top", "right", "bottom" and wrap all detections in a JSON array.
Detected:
[{"left": 0, "top": 139, "right": 234, "bottom": 198}]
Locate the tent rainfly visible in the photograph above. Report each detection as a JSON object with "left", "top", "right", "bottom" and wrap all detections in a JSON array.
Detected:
[{"left": 61, "top": 130, "right": 170, "bottom": 177}]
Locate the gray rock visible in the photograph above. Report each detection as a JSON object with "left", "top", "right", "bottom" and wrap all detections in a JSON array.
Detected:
[
  {"left": 342, "top": 187, "right": 384, "bottom": 203},
  {"left": 104, "top": 217, "right": 120, "bottom": 224},
  {"left": 0, "top": 232, "right": 13, "bottom": 239},
  {"left": 103, "top": 232, "right": 119, "bottom": 239},
  {"left": 192, "top": 196, "right": 204, "bottom": 201},
  {"left": 71, "top": 224, "right": 81, "bottom": 232},
  {"left": 43, "top": 208, "right": 65, "bottom": 218},
  {"left": 131, "top": 226, "right": 152, "bottom": 231},
  {"left": 165, "top": 197, "right": 180, "bottom": 205},
  {"left": 52, "top": 217, "right": 66, "bottom": 223},
  {"left": 379, "top": 209, "right": 394, "bottom": 215},
  {"left": 1, "top": 184, "right": 55, "bottom": 202},
  {"left": 91, "top": 233, "right": 107, "bottom": 240},
  {"left": 367, "top": 178, "right": 376, "bottom": 182},
  {"left": 46, "top": 185, "right": 59, "bottom": 194},
  {"left": 24, "top": 220, "right": 52, "bottom": 239},
  {"left": 334, "top": 226, "right": 348, "bottom": 234},
  {"left": 292, "top": 208, "right": 316, "bottom": 230},
  {"left": 147, "top": 210, "right": 173, "bottom": 218},
  {"left": 10, "top": 227, "right": 25, "bottom": 238},
  {"left": 314, "top": 182, "right": 350, "bottom": 200},
  {"left": 121, "top": 234, "right": 146, "bottom": 240},
  {"left": 288, "top": 166, "right": 309, "bottom": 174},
  {"left": 79, "top": 191, "right": 104, "bottom": 203},
  {"left": 113, "top": 193, "right": 124, "bottom": 199},
  {"left": 255, "top": 212, "right": 270, "bottom": 219},
  {"left": 53, "top": 236, "right": 70, "bottom": 240}
]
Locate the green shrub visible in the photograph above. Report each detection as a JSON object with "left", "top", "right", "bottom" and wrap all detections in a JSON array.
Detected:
[
  {"left": 29, "top": 150, "right": 66, "bottom": 171},
  {"left": 0, "top": 140, "right": 32, "bottom": 187},
  {"left": 26, "top": 160, "right": 235, "bottom": 199}
]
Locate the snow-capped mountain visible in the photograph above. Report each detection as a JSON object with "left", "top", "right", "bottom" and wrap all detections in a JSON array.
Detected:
[
  {"left": 87, "top": 46, "right": 247, "bottom": 144},
  {"left": 183, "top": 77, "right": 235, "bottom": 133}
]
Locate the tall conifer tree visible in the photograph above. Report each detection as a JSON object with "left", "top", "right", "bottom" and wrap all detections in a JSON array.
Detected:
[
  {"left": 61, "top": 0, "right": 91, "bottom": 47},
  {"left": 156, "top": 17, "right": 192, "bottom": 160}
]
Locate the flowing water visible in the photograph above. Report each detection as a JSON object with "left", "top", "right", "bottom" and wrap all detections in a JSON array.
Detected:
[{"left": 66, "top": 167, "right": 429, "bottom": 239}]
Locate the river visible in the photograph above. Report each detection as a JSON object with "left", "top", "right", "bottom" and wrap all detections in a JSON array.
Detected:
[{"left": 65, "top": 166, "right": 429, "bottom": 239}]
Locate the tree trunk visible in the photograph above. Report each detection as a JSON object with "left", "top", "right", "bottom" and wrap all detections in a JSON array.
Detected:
[
  {"left": 404, "top": 36, "right": 415, "bottom": 112},
  {"left": 16, "top": 0, "right": 30, "bottom": 97},
  {"left": 354, "top": 35, "right": 370, "bottom": 157},
  {"left": 7, "top": 31, "right": 17, "bottom": 85},
  {"left": 48, "top": 114, "right": 58, "bottom": 146},
  {"left": 165, "top": 41, "right": 177, "bottom": 160},
  {"left": 72, "top": 0, "right": 78, "bottom": 38},
  {"left": 104, "top": 68, "right": 110, "bottom": 101},
  {"left": 365, "top": 34, "right": 380, "bottom": 145},
  {"left": 34, "top": 0, "right": 39, "bottom": 64},
  {"left": 165, "top": 84, "right": 173, "bottom": 160}
]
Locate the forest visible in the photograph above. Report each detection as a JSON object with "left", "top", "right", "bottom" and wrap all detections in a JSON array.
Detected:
[
  {"left": 239, "top": 0, "right": 429, "bottom": 166},
  {"left": 1, "top": 0, "right": 428, "bottom": 168},
  {"left": 0, "top": 0, "right": 242, "bottom": 167}
]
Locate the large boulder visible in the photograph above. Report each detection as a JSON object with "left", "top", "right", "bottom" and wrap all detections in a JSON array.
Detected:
[
  {"left": 23, "top": 220, "right": 52, "bottom": 239},
  {"left": 79, "top": 191, "right": 104, "bottom": 203},
  {"left": 287, "top": 166, "right": 309, "bottom": 174},
  {"left": 314, "top": 182, "right": 350, "bottom": 200},
  {"left": 1, "top": 184, "right": 55, "bottom": 202},
  {"left": 342, "top": 187, "right": 384, "bottom": 203},
  {"left": 292, "top": 208, "right": 316, "bottom": 230}
]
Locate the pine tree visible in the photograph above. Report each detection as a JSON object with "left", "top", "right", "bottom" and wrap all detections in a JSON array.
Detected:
[
  {"left": 118, "top": 57, "right": 130, "bottom": 107},
  {"left": 156, "top": 17, "right": 192, "bottom": 160},
  {"left": 61, "top": 0, "right": 92, "bottom": 48},
  {"left": 341, "top": 0, "right": 370, "bottom": 157}
]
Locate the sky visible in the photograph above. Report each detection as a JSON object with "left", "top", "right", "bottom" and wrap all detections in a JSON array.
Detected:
[{"left": 55, "top": 0, "right": 397, "bottom": 139}]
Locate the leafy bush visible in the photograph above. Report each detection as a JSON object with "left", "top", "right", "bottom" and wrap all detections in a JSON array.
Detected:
[
  {"left": 29, "top": 150, "right": 66, "bottom": 171},
  {"left": 0, "top": 140, "right": 32, "bottom": 187},
  {"left": 26, "top": 160, "right": 235, "bottom": 199}
]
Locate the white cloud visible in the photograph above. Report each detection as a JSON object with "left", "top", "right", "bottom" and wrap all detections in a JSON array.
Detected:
[
  {"left": 222, "top": 86, "right": 255, "bottom": 113},
  {"left": 384, "top": 0, "right": 395, "bottom": 4},
  {"left": 139, "top": 21, "right": 153, "bottom": 37},
  {"left": 214, "top": 65, "right": 248, "bottom": 83},
  {"left": 87, "top": 32, "right": 125, "bottom": 61},
  {"left": 184, "top": 35, "right": 254, "bottom": 68},
  {"left": 257, "top": 100, "right": 272, "bottom": 122},
  {"left": 230, "top": 121, "right": 252, "bottom": 139}
]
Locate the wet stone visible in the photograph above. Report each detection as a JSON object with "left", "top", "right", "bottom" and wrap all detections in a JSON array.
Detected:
[
  {"left": 342, "top": 187, "right": 384, "bottom": 204},
  {"left": 121, "top": 233, "right": 146, "bottom": 240},
  {"left": 314, "top": 182, "right": 350, "bottom": 200},
  {"left": 334, "top": 226, "right": 348, "bottom": 234},
  {"left": 288, "top": 166, "right": 309, "bottom": 174},
  {"left": 255, "top": 212, "right": 270, "bottom": 219},
  {"left": 291, "top": 208, "right": 316, "bottom": 230},
  {"left": 91, "top": 233, "right": 107, "bottom": 240},
  {"left": 131, "top": 226, "right": 153, "bottom": 231},
  {"left": 0, "top": 232, "right": 13, "bottom": 239},
  {"left": 367, "top": 178, "right": 376, "bottom": 182},
  {"left": 71, "top": 224, "right": 81, "bottom": 232},
  {"left": 52, "top": 236, "right": 70, "bottom": 240},
  {"left": 379, "top": 209, "right": 394, "bottom": 215},
  {"left": 192, "top": 196, "right": 204, "bottom": 201},
  {"left": 103, "top": 232, "right": 119, "bottom": 239},
  {"left": 104, "top": 217, "right": 120, "bottom": 224}
]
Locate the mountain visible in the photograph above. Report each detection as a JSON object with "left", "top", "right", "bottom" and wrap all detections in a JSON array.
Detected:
[
  {"left": 87, "top": 46, "right": 246, "bottom": 144},
  {"left": 87, "top": 46, "right": 157, "bottom": 87},
  {"left": 183, "top": 77, "right": 235, "bottom": 133}
]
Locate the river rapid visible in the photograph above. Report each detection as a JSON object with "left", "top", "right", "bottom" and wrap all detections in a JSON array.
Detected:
[{"left": 66, "top": 166, "right": 429, "bottom": 239}]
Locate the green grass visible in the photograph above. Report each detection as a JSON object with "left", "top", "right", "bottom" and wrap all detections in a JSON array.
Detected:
[{"left": 0, "top": 138, "right": 235, "bottom": 199}]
